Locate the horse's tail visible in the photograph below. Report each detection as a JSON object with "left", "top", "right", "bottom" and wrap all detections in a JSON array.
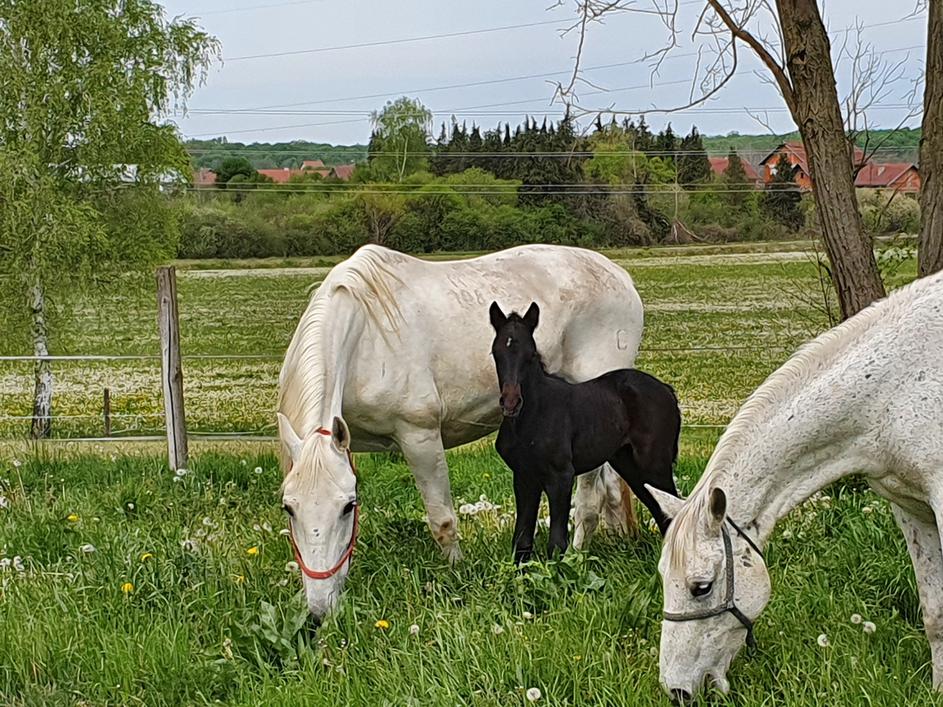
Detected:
[{"left": 619, "top": 478, "right": 639, "bottom": 537}]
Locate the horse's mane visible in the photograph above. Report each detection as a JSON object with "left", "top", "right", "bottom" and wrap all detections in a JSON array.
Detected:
[
  {"left": 277, "top": 245, "right": 406, "bottom": 469},
  {"left": 664, "top": 272, "right": 943, "bottom": 566}
]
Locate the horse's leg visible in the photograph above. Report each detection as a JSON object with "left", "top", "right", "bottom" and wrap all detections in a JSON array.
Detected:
[
  {"left": 891, "top": 504, "right": 943, "bottom": 688},
  {"left": 572, "top": 470, "right": 603, "bottom": 550},
  {"left": 545, "top": 466, "right": 576, "bottom": 559},
  {"left": 397, "top": 426, "right": 461, "bottom": 564},
  {"left": 512, "top": 469, "right": 541, "bottom": 564},
  {"left": 610, "top": 449, "right": 675, "bottom": 534}
]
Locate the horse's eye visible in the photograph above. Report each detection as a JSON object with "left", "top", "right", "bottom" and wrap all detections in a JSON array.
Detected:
[
  {"left": 282, "top": 504, "right": 295, "bottom": 518},
  {"left": 342, "top": 500, "right": 357, "bottom": 516},
  {"left": 691, "top": 581, "right": 713, "bottom": 598}
]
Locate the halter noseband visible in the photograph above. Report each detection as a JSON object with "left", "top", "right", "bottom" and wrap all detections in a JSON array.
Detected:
[
  {"left": 286, "top": 427, "right": 359, "bottom": 581},
  {"left": 663, "top": 518, "right": 764, "bottom": 650}
]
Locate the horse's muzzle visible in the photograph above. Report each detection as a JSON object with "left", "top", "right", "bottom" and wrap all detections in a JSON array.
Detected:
[{"left": 499, "top": 385, "right": 523, "bottom": 417}]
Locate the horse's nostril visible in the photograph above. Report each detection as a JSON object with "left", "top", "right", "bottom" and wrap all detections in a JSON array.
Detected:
[{"left": 669, "top": 688, "right": 691, "bottom": 705}]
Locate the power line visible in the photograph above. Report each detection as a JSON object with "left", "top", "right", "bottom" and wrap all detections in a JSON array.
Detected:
[{"left": 224, "top": 18, "right": 566, "bottom": 62}]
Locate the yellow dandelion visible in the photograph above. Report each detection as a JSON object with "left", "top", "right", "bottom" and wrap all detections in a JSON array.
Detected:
[
  {"left": 573, "top": 655, "right": 582, "bottom": 661},
  {"left": 121, "top": 582, "right": 134, "bottom": 594},
  {"left": 374, "top": 619, "right": 390, "bottom": 630},
  {"left": 246, "top": 546, "right": 259, "bottom": 556},
  {"left": 233, "top": 574, "right": 245, "bottom": 584},
  {"left": 67, "top": 513, "right": 80, "bottom": 523},
  {"left": 140, "top": 552, "right": 153, "bottom": 562}
]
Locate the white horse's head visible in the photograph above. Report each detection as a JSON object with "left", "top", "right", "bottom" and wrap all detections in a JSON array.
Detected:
[
  {"left": 649, "top": 486, "right": 771, "bottom": 702},
  {"left": 277, "top": 413, "right": 358, "bottom": 623}
]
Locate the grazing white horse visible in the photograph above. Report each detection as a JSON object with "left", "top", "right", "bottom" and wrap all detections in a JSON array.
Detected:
[
  {"left": 277, "top": 243, "right": 646, "bottom": 619},
  {"left": 647, "top": 269, "right": 943, "bottom": 701}
]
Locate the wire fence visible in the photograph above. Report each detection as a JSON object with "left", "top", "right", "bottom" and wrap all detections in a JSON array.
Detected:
[{"left": 0, "top": 342, "right": 799, "bottom": 441}]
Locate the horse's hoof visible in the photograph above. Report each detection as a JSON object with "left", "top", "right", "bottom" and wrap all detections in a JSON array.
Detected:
[{"left": 443, "top": 544, "right": 463, "bottom": 565}]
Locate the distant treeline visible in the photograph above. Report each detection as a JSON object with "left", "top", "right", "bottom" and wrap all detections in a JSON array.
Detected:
[{"left": 186, "top": 126, "right": 922, "bottom": 172}]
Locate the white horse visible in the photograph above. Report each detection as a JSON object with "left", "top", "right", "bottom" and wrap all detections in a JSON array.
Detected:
[
  {"left": 647, "top": 269, "right": 943, "bottom": 701},
  {"left": 277, "top": 243, "right": 646, "bottom": 619}
]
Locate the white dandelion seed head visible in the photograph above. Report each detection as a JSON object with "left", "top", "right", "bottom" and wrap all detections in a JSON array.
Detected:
[
  {"left": 181, "top": 539, "right": 198, "bottom": 552},
  {"left": 279, "top": 528, "right": 291, "bottom": 537},
  {"left": 285, "top": 561, "right": 299, "bottom": 573},
  {"left": 817, "top": 634, "right": 829, "bottom": 647},
  {"left": 781, "top": 529, "right": 793, "bottom": 539},
  {"left": 202, "top": 517, "right": 215, "bottom": 528},
  {"left": 458, "top": 504, "right": 476, "bottom": 516},
  {"left": 862, "top": 506, "right": 874, "bottom": 514},
  {"left": 254, "top": 466, "right": 263, "bottom": 475},
  {"left": 172, "top": 477, "right": 182, "bottom": 483},
  {"left": 409, "top": 624, "right": 420, "bottom": 636},
  {"left": 0, "top": 496, "right": 8, "bottom": 510},
  {"left": 262, "top": 522, "right": 272, "bottom": 533},
  {"left": 526, "top": 687, "right": 542, "bottom": 702},
  {"left": 174, "top": 468, "right": 189, "bottom": 478},
  {"left": 195, "top": 528, "right": 207, "bottom": 538},
  {"left": 12, "top": 556, "right": 24, "bottom": 572},
  {"left": 80, "top": 544, "right": 96, "bottom": 554},
  {"left": 126, "top": 502, "right": 134, "bottom": 511},
  {"left": 850, "top": 613, "right": 862, "bottom": 625},
  {"left": 252, "top": 524, "right": 262, "bottom": 532},
  {"left": 863, "top": 621, "right": 876, "bottom": 634},
  {"left": 12, "top": 459, "right": 21, "bottom": 468},
  {"left": 0, "top": 558, "right": 10, "bottom": 570},
  {"left": 522, "top": 611, "right": 534, "bottom": 620},
  {"left": 492, "top": 624, "right": 504, "bottom": 635}
]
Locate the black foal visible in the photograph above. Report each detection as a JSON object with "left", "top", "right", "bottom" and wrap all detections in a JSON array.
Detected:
[{"left": 489, "top": 301, "right": 681, "bottom": 563}]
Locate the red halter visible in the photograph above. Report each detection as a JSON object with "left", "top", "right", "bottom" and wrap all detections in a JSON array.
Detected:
[{"left": 287, "top": 427, "right": 359, "bottom": 580}]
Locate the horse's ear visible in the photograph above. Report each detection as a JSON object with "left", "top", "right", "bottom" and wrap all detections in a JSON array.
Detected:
[
  {"left": 331, "top": 416, "right": 351, "bottom": 451},
  {"left": 489, "top": 301, "right": 507, "bottom": 331},
  {"left": 645, "top": 484, "right": 685, "bottom": 521},
  {"left": 522, "top": 302, "right": 540, "bottom": 332},
  {"left": 277, "top": 412, "right": 303, "bottom": 462},
  {"left": 707, "top": 487, "right": 726, "bottom": 534}
]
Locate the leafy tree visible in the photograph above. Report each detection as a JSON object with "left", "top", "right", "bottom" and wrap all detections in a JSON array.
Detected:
[
  {"left": 0, "top": 0, "right": 218, "bottom": 437},
  {"left": 722, "top": 147, "right": 749, "bottom": 208},
  {"left": 677, "top": 127, "right": 712, "bottom": 189},
  {"left": 217, "top": 157, "right": 255, "bottom": 186},
  {"left": 368, "top": 97, "right": 433, "bottom": 182},
  {"left": 761, "top": 154, "right": 804, "bottom": 230}
]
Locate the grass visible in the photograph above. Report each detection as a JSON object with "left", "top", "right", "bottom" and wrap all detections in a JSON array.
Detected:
[
  {"left": 0, "top": 240, "right": 919, "bottom": 438},
  {"left": 0, "top": 240, "right": 933, "bottom": 704},
  {"left": 0, "top": 433, "right": 938, "bottom": 705}
]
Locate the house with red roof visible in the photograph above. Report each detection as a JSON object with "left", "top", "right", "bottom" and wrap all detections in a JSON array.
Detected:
[
  {"left": 708, "top": 154, "right": 762, "bottom": 188},
  {"left": 329, "top": 164, "right": 356, "bottom": 181},
  {"left": 758, "top": 141, "right": 918, "bottom": 193}
]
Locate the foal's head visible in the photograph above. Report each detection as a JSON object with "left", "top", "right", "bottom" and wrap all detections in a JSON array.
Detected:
[{"left": 488, "top": 301, "right": 540, "bottom": 417}]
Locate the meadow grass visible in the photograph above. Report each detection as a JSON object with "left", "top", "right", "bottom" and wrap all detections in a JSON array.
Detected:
[
  {"left": 0, "top": 241, "right": 930, "bottom": 705},
  {"left": 0, "top": 434, "right": 937, "bottom": 706}
]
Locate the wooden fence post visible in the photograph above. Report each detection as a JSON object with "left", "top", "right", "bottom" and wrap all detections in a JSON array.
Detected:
[
  {"left": 157, "top": 266, "right": 188, "bottom": 470},
  {"left": 103, "top": 388, "right": 111, "bottom": 437}
]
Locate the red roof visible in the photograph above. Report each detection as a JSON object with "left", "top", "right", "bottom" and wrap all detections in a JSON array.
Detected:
[
  {"left": 301, "top": 159, "right": 325, "bottom": 170},
  {"left": 854, "top": 162, "right": 918, "bottom": 189},
  {"left": 193, "top": 168, "right": 217, "bottom": 186},
  {"left": 257, "top": 168, "right": 295, "bottom": 183},
  {"left": 760, "top": 141, "right": 867, "bottom": 174},
  {"left": 708, "top": 155, "right": 759, "bottom": 182},
  {"left": 330, "top": 164, "right": 356, "bottom": 181}
]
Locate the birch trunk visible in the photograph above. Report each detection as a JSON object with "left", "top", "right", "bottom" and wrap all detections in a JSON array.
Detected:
[{"left": 30, "top": 280, "right": 52, "bottom": 439}]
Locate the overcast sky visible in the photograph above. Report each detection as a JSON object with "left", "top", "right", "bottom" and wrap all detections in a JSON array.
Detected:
[{"left": 161, "top": 0, "right": 927, "bottom": 145}]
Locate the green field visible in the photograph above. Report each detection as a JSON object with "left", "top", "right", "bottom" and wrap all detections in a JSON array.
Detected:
[{"left": 0, "top": 242, "right": 933, "bottom": 705}]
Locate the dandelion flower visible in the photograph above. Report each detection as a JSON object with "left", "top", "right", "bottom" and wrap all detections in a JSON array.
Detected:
[
  {"left": 492, "top": 624, "right": 505, "bottom": 636},
  {"left": 252, "top": 524, "right": 262, "bottom": 532},
  {"left": 526, "top": 687, "right": 542, "bottom": 702},
  {"left": 12, "top": 556, "right": 24, "bottom": 572},
  {"left": 12, "top": 459, "right": 21, "bottom": 468},
  {"left": 0, "top": 495, "right": 8, "bottom": 510},
  {"left": 121, "top": 582, "right": 134, "bottom": 594},
  {"left": 850, "top": 613, "right": 862, "bottom": 625},
  {"left": 80, "top": 544, "right": 97, "bottom": 554},
  {"left": 254, "top": 466, "right": 263, "bottom": 475},
  {"left": 522, "top": 611, "right": 534, "bottom": 620},
  {"left": 140, "top": 552, "right": 153, "bottom": 562},
  {"left": 175, "top": 468, "right": 189, "bottom": 478},
  {"left": 262, "top": 522, "right": 272, "bottom": 533},
  {"left": 0, "top": 558, "right": 9, "bottom": 570},
  {"left": 817, "top": 634, "right": 829, "bottom": 647},
  {"left": 374, "top": 619, "right": 390, "bottom": 630},
  {"left": 126, "top": 502, "right": 135, "bottom": 511},
  {"left": 67, "top": 513, "right": 80, "bottom": 523},
  {"left": 246, "top": 546, "right": 259, "bottom": 556},
  {"left": 863, "top": 621, "right": 876, "bottom": 634},
  {"left": 573, "top": 655, "right": 582, "bottom": 661},
  {"left": 409, "top": 624, "right": 420, "bottom": 636},
  {"left": 233, "top": 574, "right": 245, "bottom": 584},
  {"left": 285, "top": 561, "right": 299, "bottom": 572},
  {"left": 202, "top": 517, "right": 215, "bottom": 528},
  {"left": 459, "top": 503, "right": 475, "bottom": 516},
  {"left": 862, "top": 506, "right": 874, "bottom": 515},
  {"left": 181, "top": 539, "right": 198, "bottom": 552}
]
